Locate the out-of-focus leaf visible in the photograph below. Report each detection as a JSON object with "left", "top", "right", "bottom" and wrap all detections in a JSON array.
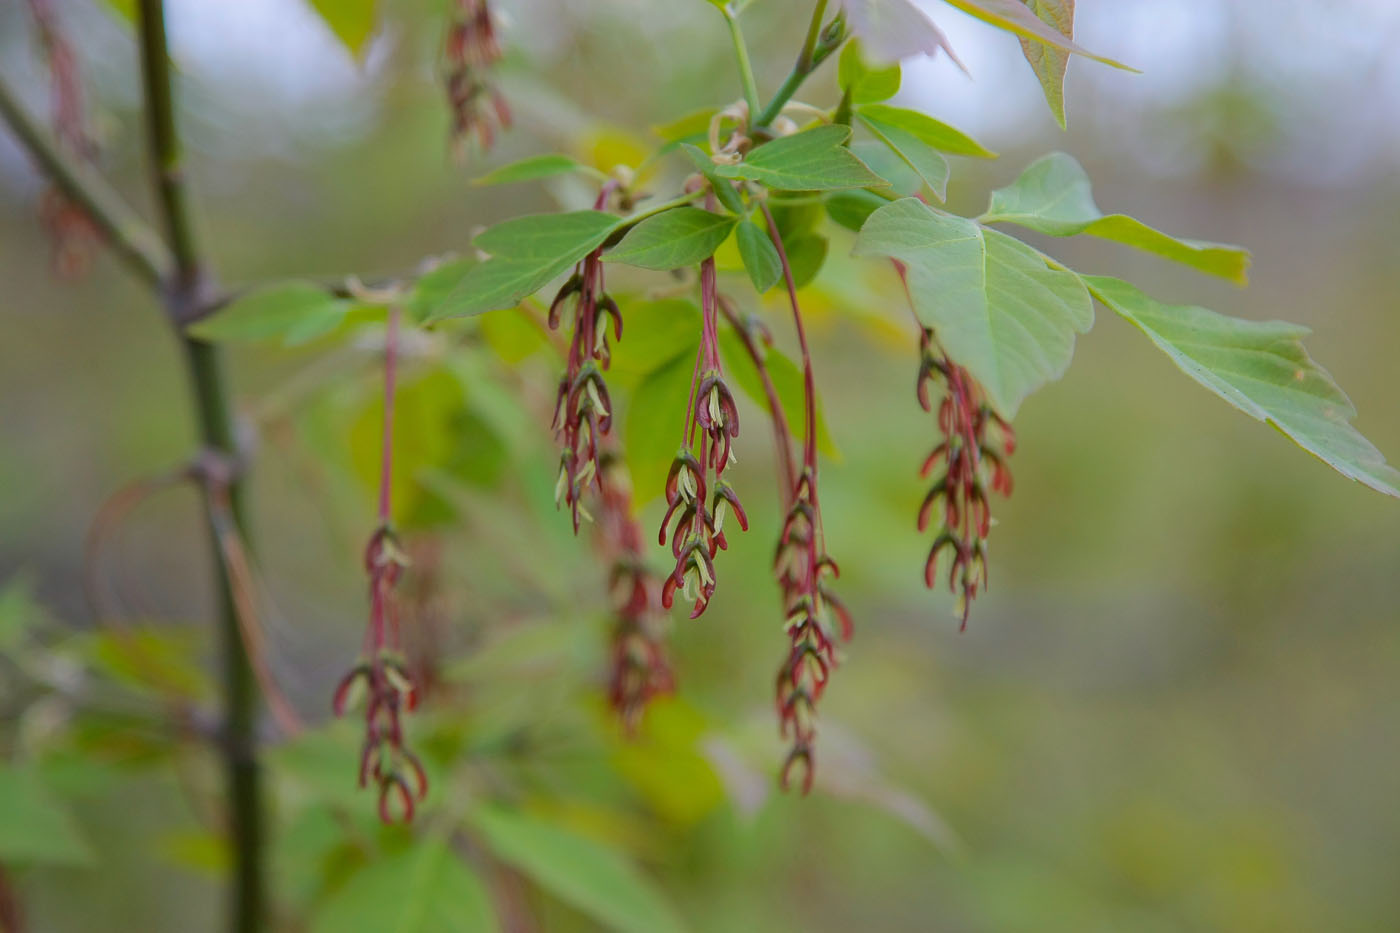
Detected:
[
  {"left": 652, "top": 108, "right": 716, "bottom": 144},
  {"left": 157, "top": 830, "right": 229, "bottom": 878},
  {"left": 1086, "top": 276, "right": 1400, "bottom": 497},
  {"left": 608, "top": 698, "right": 725, "bottom": 827},
  {"left": 784, "top": 233, "right": 829, "bottom": 289},
  {"left": 604, "top": 208, "right": 737, "bottom": 270},
  {"left": 477, "top": 305, "right": 552, "bottom": 363},
  {"left": 982, "top": 152, "right": 1252, "bottom": 284},
  {"left": 307, "top": 0, "right": 379, "bottom": 58},
  {"left": 469, "top": 805, "right": 685, "bottom": 933},
  {"left": 473, "top": 154, "right": 599, "bottom": 187},
  {"left": 311, "top": 837, "right": 497, "bottom": 933},
  {"left": 735, "top": 220, "right": 782, "bottom": 293},
  {"left": 938, "top": 0, "right": 1132, "bottom": 69},
  {"left": 348, "top": 368, "right": 461, "bottom": 523},
  {"left": 82, "top": 627, "right": 213, "bottom": 701},
  {"left": 843, "top": 0, "right": 964, "bottom": 67},
  {"left": 854, "top": 197, "right": 1092, "bottom": 415},
  {"left": 0, "top": 764, "right": 94, "bottom": 866},
  {"left": 188, "top": 282, "right": 349, "bottom": 346},
  {"left": 858, "top": 109, "right": 951, "bottom": 200},
  {"left": 1019, "top": 0, "right": 1075, "bottom": 128},
  {"left": 853, "top": 104, "right": 997, "bottom": 159},
  {"left": 838, "top": 39, "right": 902, "bottom": 104},
  {"left": 606, "top": 298, "right": 701, "bottom": 388},
  {"left": 0, "top": 572, "right": 49, "bottom": 652},
  {"left": 624, "top": 350, "right": 696, "bottom": 504},
  {"left": 715, "top": 126, "right": 888, "bottom": 192},
  {"left": 425, "top": 212, "right": 621, "bottom": 321}
]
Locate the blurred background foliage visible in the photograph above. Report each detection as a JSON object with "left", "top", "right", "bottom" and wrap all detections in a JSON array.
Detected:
[{"left": 3, "top": 0, "right": 1400, "bottom": 930}]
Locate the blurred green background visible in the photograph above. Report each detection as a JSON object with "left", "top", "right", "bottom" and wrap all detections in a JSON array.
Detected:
[{"left": 3, "top": 1, "right": 1400, "bottom": 930}]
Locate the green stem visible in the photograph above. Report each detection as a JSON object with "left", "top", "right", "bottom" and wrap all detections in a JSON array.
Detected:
[
  {"left": 722, "top": 7, "right": 762, "bottom": 123},
  {"left": 136, "top": 2, "right": 264, "bottom": 931},
  {"left": 754, "top": 0, "right": 840, "bottom": 129},
  {"left": 0, "top": 76, "right": 171, "bottom": 287}
]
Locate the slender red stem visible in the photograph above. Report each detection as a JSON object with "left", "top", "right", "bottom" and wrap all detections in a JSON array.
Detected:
[{"left": 378, "top": 306, "right": 400, "bottom": 526}]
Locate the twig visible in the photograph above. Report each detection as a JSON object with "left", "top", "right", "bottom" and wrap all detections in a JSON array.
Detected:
[{"left": 0, "top": 75, "right": 171, "bottom": 287}]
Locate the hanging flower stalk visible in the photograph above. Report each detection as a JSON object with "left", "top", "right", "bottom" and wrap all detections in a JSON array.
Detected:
[
  {"left": 658, "top": 253, "right": 747, "bottom": 618},
  {"left": 332, "top": 307, "right": 428, "bottom": 823},
  {"left": 915, "top": 327, "right": 1015, "bottom": 628},
  {"left": 443, "top": 0, "right": 510, "bottom": 158},
  {"left": 596, "top": 453, "right": 673, "bottom": 730},
  {"left": 550, "top": 185, "right": 623, "bottom": 533},
  {"left": 760, "top": 204, "right": 851, "bottom": 794}
]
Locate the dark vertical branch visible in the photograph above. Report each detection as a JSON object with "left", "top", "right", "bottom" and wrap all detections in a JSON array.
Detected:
[{"left": 134, "top": 2, "right": 264, "bottom": 930}]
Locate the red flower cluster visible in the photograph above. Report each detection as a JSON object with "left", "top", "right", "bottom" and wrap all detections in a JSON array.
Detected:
[
  {"left": 332, "top": 526, "right": 428, "bottom": 823},
  {"left": 596, "top": 455, "right": 673, "bottom": 730},
  {"left": 443, "top": 0, "right": 510, "bottom": 156},
  {"left": 773, "top": 466, "right": 851, "bottom": 793},
  {"left": 658, "top": 257, "right": 747, "bottom": 618},
  {"left": 550, "top": 246, "right": 621, "bottom": 532},
  {"left": 916, "top": 330, "right": 1014, "bottom": 628}
]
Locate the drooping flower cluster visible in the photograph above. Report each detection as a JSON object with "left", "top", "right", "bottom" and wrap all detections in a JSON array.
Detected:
[
  {"left": 443, "top": 0, "right": 510, "bottom": 158},
  {"left": 550, "top": 244, "right": 621, "bottom": 532},
  {"left": 333, "top": 525, "right": 428, "bottom": 823},
  {"left": 916, "top": 329, "right": 1014, "bottom": 628},
  {"left": 596, "top": 454, "right": 673, "bottom": 730},
  {"left": 773, "top": 464, "right": 851, "bottom": 794},
  {"left": 658, "top": 257, "right": 747, "bottom": 618},
  {"left": 332, "top": 308, "right": 427, "bottom": 823}
]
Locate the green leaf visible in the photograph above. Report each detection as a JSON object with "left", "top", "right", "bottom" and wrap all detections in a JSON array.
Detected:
[
  {"left": 715, "top": 125, "right": 888, "bottom": 192},
  {"left": 858, "top": 110, "right": 951, "bottom": 200},
  {"left": 473, "top": 154, "right": 597, "bottom": 187},
  {"left": 469, "top": 805, "right": 685, "bottom": 933},
  {"left": 0, "top": 764, "right": 95, "bottom": 866},
  {"left": 679, "top": 144, "right": 747, "bottom": 214},
  {"left": 981, "top": 152, "right": 1252, "bottom": 285},
  {"left": 424, "top": 211, "right": 621, "bottom": 321},
  {"left": 311, "top": 837, "right": 497, "bottom": 933},
  {"left": 604, "top": 208, "right": 737, "bottom": 270},
  {"left": 854, "top": 197, "right": 1092, "bottom": 415},
  {"left": 853, "top": 104, "right": 997, "bottom": 159},
  {"left": 838, "top": 39, "right": 902, "bottom": 105},
  {"left": 735, "top": 220, "right": 782, "bottom": 292},
  {"left": 824, "top": 190, "right": 889, "bottom": 232},
  {"left": 938, "top": 0, "right": 1132, "bottom": 69},
  {"left": 188, "top": 282, "right": 349, "bottom": 346},
  {"left": 1085, "top": 276, "right": 1400, "bottom": 497},
  {"left": 1019, "top": 0, "right": 1074, "bottom": 128},
  {"left": 307, "top": 0, "right": 378, "bottom": 58}
]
